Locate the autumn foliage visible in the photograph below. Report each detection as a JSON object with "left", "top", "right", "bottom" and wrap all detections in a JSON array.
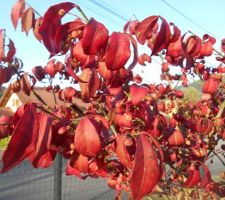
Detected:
[{"left": 0, "top": 1, "right": 225, "bottom": 199}]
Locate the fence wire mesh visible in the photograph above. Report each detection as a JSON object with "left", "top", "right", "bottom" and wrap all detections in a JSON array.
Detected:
[
  {"left": 0, "top": 142, "right": 224, "bottom": 200},
  {"left": 0, "top": 155, "right": 122, "bottom": 200},
  {"left": 0, "top": 160, "right": 54, "bottom": 200}
]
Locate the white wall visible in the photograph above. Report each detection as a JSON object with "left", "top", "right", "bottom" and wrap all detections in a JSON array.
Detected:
[{"left": 5, "top": 93, "right": 22, "bottom": 112}]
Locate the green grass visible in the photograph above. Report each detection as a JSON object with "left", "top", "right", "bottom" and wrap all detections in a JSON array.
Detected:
[{"left": 0, "top": 136, "right": 10, "bottom": 150}]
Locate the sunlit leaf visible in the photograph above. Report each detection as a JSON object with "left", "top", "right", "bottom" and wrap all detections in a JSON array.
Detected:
[{"left": 11, "top": 0, "right": 25, "bottom": 30}]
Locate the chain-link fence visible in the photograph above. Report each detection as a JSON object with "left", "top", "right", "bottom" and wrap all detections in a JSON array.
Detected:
[
  {"left": 0, "top": 153, "right": 119, "bottom": 200},
  {"left": 0, "top": 140, "right": 224, "bottom": 200}
]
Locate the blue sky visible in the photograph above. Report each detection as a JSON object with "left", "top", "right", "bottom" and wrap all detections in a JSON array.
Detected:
[{"left": 1, "top": 0, "right": 225, "bottom": 83}]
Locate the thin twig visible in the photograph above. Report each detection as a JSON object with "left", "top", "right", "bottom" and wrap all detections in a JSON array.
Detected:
[
  {"left": 25, "top": 2, "right": 42, "bottom": 17},
  {"left": 212, "top": 150, "right": 225, "bottom": 167},
  {"left": 36, "top": 105, "right": 61, "bottom": 120},
  {"left": 213, "top": 47, "right": 224, "bottom": 57},
  {"left": 67, "top": 12, "right": 80, "bottom": 18},
  {"left": 47, "top": 77, "right": 57, "bottom": 106},
  {"left": 216, "top": 100, "right": 225, "bottom": 118},
  {"left": 32, "top": 90, "right": 49, "bottom": 107},
  {"left": 207, "top": 138, "right": 220, "bottom": 158},
  {"left": 76, "top": 5, "right": 89, "bottom": 23},
  {"left": 52, "top": 90, "right": 57, "bottom": 105},
  {"left": 110, "top": 125, "right": 117, "bottom": 137}
]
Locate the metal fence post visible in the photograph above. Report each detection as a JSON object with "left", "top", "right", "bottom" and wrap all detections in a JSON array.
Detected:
[{"left": 54, "top": 153, "right": 62, "bottom": 200}]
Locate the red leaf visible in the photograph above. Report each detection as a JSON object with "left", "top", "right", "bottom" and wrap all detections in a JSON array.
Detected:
[
  {"left": 66, "top": 160, "right": 88, "bottom": 180},
  {"left": 135, "top": 16, "right": 159, "bottom": 45},
  {"left": 114, "top": 113, "right": 132, "bottom": 128},
  {"left": 221, "top": 38, "right": 225, "bottom": 53},
  {"left": 74, "top": 117, "right": 108, "bottom": 157},
  {"left": 133, "top": 74, "right": 142, "bottom": 84},
  {"left": 21, "top": 8, "right": 35, "bottom": 36},
  {"left": 33, "top": 17, "right": 43, "bottom": 41},
  {"left": 88, "top": 158, "right": 107, "bottom": 177},
  {"left": 195, "top": 118, "right": 213, "bottom": 135},
  {"left": 71, "top": 40, "right": 96, "bottom": 67},
  {"left": 91, "top": 114, "right": 110, "bottom": 129},
  {"left": 32, "top": 66, "right": 45, "bottom": 81},
  {"left": 39, "top": 2, "right": 76, "bottom": 55},
  {"left": 167, "top": 37, "right": 182, "bottom": 58},
  {"left": 202, "top": 78, "right": 220, "bottom": 94},
  {"left": 221, "top": 144, "right": 225, "bottom": 151},
  {"left": 0, "top": 67, "right": 15, "bottom": 86},
  {"left": 183, "top": 170, "right": 200, "bottom": 188},
  {"left": 11, "top": 0, "right": 25, "bottom": 30},
  {"left": 115, "top": 134, "right": 135, "bottom": 168},
  {"left": 168, "top": 129, "right": 185, "bottom": 146},
  {"left": 123, "top": 20, "right": 139, "bottom": 35},
  {"left": 200, "top": 34, "right": 215, "bottom": 57},
  {"left": 97, "top": 61, "right": 112, "bottom": 80},
  {"left": 12, "top": 104, "right": 26, "bottom": 126},
  {"left": 218, "top": 186, "right": 225, "bottom": 197},
  {"left": 127, "top": 34, "right": 138, "bottom": 72},
  {"left": 79, "top": 68, "right": 100, "bottom": 101},
  {"left": 161, "top": 62, "right": 169, "bottom": 73},
  {"left": 66, "top": 64, "right": 88, "bottom": 83},
  {"left": 82, "top": 18, "right": 109, "bottom": 55},
  {"left": 1, "top": 103, "right": 39, "bottom": 173},
  {"left": 203, "top": 34, "right": 216, "bottom": 44},
  {"left": 147, "top": 116, "right": 166, "bottom": 138},
  {"left": 107, "top": 175, "right": 118, "bottom": 189},
  {"left": 180, "top": 33, "right": 194, "bottom": 69},
  {"left": 185, "top": 35, "right": 202, "bottom": 57},
  {"left": 175, "top": 90, "right": 184, "bottom": 98},
  {"left": 20, "top": 73, "right": 33, "bottom": 96},
  {"left": 10, "top": 83, "right": 22, "bottom": 95},
  {"left": 138, "top": 53, "right": 151, "bottom": 66},
  {"left": 79, "top": 68, "right": 92, "bottom": 100},
  {"left": 0, "top": 116, "right": 12, "bottom": 140},
  {"left": 104, "top": 32, "right": 131, "bottom": 71},
  {"left": 129, "top": 84, "right": 149, "bottom": 105},
  {"left": 170, "top": 24, "right": 181, "bottom": 43},
  {"left": 151, "top": 17, "right": 171, "bottom": 55},
  {"left": 0, "top": 29, "right": 4, "bottom": 61},
  {"left": 6, "top": 39, "right": 16, "bottom": 63},
  {"left": 63, "top": 87, "right": 76, "bottom": 102},
  {"left": 200, "top": 41, "right": 213, "bottom": 57},
  {"left": 44, "top": 59, "right": 57, "bottom": 78},
  {"left": 29, "top": 113, "right": 55, "bottom": 168},
  {"left": 55, "top": 18, "right": 85, "bottom": 53},
  {"left": 148, "top": 134, "right": 164, "bottom": 163},
  {"left": 69, "top": 152, "right": 89, "bottom": 173},
  {"left": 130, "top": 134, "right": 161, "bottom": 200}
]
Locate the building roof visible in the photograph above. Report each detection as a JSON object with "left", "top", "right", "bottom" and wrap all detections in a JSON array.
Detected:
[
  {"left": 0, "top": 107, "right": 13, "bottom": 116},
  {"left": 0, "top": 86, "right": 88, "bottom": 113}
]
